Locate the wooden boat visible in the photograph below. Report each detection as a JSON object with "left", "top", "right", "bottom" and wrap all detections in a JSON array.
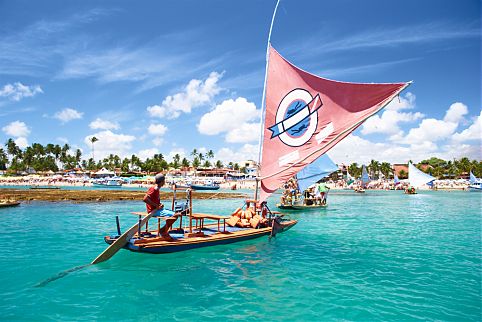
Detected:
[
  {"left": 0, "top": 201, "right": 20, "bottom": 208},
  {"left": 92, "top": 28, "right": 409, "bottom": 265},
  {"left": 103, "top": 190, "right": 296, "bottom": 254}
]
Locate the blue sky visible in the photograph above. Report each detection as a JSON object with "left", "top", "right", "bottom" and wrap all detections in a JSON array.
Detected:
[{"left": 0, "top": 0, "right": 480, "bottom": 165}]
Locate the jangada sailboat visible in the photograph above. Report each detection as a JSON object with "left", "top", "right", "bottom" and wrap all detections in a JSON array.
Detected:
[
  {"left": 276, "top": 154, "right": 338, "bottom": 210},
  {"left": 92, "top": 15, "right": 410, "bottom": 263},
  {"left": 406, "top": 161, "right": 435, "bottom": 193},
  {"left": 469, "top": 171, "right": 482, "bottom": 191}
]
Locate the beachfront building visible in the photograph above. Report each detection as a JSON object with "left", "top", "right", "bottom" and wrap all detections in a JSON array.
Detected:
[
  {"left": 240, "top": 160, "right": 257, "bottom": 179},
  {"left": 393, "top": 164, "right": 409, "bottom": 179}
]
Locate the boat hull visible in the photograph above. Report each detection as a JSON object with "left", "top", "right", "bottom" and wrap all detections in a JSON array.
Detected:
[
  {"left": 104, "top": 220, "right": 297, "bottom": 254},
  {"left": 92, "top": 183, "right": 122, "bottom": 188},
  {"left": 0, "top": 201, "right": 20, "bottom": 208},
  {"left": 277, "top": 203, "right": 327, "bottom": 210},
  {"left": 190, "top": 185, "right": 220, "bottom": 191}
]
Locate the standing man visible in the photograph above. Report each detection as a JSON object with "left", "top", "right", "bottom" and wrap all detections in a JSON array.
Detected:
[{"left": 143, "top": 173, "right": 177, "bottom": 239}]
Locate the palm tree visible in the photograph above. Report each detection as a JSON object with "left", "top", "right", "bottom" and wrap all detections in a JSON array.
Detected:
[
  {"left": 215, "top": 160, "right": 223, "bottom": 169},
  {"left": 207, "top": 150, "right": 214, "bottom": 160},
  {"left": 90, "top": 136, "right": 98, "bottom": 161},
  {"left": 380, "top": 162, "right": 392, "bottom": 178},
  {"left": 369, "top": 159, "right": 380, "bottom": 179},
  {"left": 190, "top": 148, "right": 198, "bottom": 161},
  {"left": 75, "top": 149, "right": 82, "bottom": 168},
  {"left": 0, "top": 148, "right": 7, "bottom": 170},
  {"left": 192, "top": 157, "right": 200, "bottom": 168},
  {"left": 181, "top": 157, "right": 190, "bottom": 168}
]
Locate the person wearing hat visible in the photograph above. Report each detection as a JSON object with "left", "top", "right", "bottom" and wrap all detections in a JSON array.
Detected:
[{"left": 143, "top": 173, "right": 177, "bottom": 239}]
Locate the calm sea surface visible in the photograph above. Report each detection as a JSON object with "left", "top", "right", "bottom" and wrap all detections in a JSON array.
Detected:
[{"left": 0, "top": 190, "right": 480, "bottom": 321}]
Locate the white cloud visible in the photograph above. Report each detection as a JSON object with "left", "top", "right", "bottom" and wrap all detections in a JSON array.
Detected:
[
  {"left": 362, "top": 109, "right": 424, "bottom": 135},
  {"left": 89, "top": 118, "right": 120, "bottom": 130},
  {"left": 225, "top": 123, "right": 260, "bottom": 143},
  {"left": 2, "top": 120, "right": 30, "bottom": 137},
  {"left": 54, "top": 108, "right": 83, "bottom": 123},
  {"left": 327, "top": 134, "right": 440, "bottom": 164},
  {"left": 14, "top": 137, "right": 29, "bottom": 149},
  {"left": 56, "top": 137, "right": 69, "bottom": 144},
  {"left": 84, "top": 130, "right": 136, "bottom": 160},
  {"left": 0, "top": 82, "right": 43, "bottom": 101},
  {"left": 137, "top": 148, "right": 160, "bottom": 161},
  {"left": 197, "top": 97, "right": 261, "bottom": 143},
  {"left": 216, "top": 144, "right": 259, "bottom": 164},
  {"left": 362, "top": 92, "right": 423, "bottom": 135},
  {"left": 443, "top": 102, "right": 468, "bottom": 123},
  {"left": 402, "top": 119, "right": 457, "bottom": 145},
  {"left": 390, "top": 102, "right": 469, "bottom": 145},
  {"left": 147, "top": 123, "right": 168, "bottom": 147},
  {"left": 147, "top": 72, "right": 222, "bottom": 119},
  {"left": 148, "top": 123, "right": 168, "bottom": 136},
  {"left": 385, "top": 92, "right": 416, "bottom": 111},
  {"left": 151, "top": 137, "right": 164, "bottom": 147},
  {"left": 451, "top": 111, "right": 482, "bottom": 142}
]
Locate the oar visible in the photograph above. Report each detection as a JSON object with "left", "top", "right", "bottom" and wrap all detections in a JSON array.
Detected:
[
  {"left": 36, "top": 209, "right": 157, "bottom": 287},
  {"left": 91, "top": 209, "right": 157, "bottom": 264}
]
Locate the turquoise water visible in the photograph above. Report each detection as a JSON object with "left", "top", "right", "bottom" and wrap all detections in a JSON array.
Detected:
[{"left": 0, "top": 190, "right": 480, "bottom": 321}]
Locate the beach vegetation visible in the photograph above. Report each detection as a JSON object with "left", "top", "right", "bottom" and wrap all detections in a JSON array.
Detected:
[{"left": 2, "top": 138, "right": 481, "bottom": 177}]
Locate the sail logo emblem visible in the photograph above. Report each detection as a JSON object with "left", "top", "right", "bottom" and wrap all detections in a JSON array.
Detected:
[{"left": 268, "top": 88, "right": 323, "bottom": 147}]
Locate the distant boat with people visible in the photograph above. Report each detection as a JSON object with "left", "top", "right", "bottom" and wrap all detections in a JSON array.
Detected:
[
  {"left": 277, "top": 155, "right": 337, "bottom": 210},
  {"left": 407, "top": 162, "right": 435, "bottom": 192}
]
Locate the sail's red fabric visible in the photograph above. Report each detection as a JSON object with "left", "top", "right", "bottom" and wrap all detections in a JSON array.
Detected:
[{"left": 259, "top": 45, "right": 409, "bottom": 202}]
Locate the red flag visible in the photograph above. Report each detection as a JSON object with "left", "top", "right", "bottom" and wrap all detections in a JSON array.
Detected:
[{"left": 259, "top": 46, "right": 410, "bottom": 202}]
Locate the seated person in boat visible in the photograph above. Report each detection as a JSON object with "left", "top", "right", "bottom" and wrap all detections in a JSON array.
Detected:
[
  {"left": 143, "top": 173, "right": 177, "bottom": 238},
  {"left": 280, "top": 184, "right": 292, "bottom": 205},
  {"left": 303, "top": 187, "right": 315, "bottom": 205}
]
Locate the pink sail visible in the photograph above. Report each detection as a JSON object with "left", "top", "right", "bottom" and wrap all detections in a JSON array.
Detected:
[{"left": 259, "top": 46, "right": 410, "bottom": 202}]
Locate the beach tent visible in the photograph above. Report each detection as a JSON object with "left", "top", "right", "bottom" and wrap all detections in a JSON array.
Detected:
[{"left": 94, "top": 168, "right": 115, "bottom": 178}]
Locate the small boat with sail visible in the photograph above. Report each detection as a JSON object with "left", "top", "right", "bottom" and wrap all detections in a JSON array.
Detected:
[
  {"left": 92, "top": 5, "right": 410, "bottom": 264},
  {"left": 406, "top": 162, "right": 435, "bottom": 194},
  {"left": 354, "top": 165, "right": 369, "bottom": 193},
  {"left": 468, "top": 171, "right": 482, "bottom": 191},
  {"left": 277, "top": 154, "right": 337, "bottom": 210}
]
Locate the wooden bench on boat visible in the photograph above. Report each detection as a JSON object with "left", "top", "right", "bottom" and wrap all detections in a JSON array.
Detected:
[
  {"left": 191, "top": 213, "right": 230, "bottom": 233},
  {"left": 131, "top": 211, "right": 230, "bottom": 235}
]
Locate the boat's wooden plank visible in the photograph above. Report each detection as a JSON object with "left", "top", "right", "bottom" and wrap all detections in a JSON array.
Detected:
[{"left": 91, "top": 210, "right": 156, "bottom": 264}]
